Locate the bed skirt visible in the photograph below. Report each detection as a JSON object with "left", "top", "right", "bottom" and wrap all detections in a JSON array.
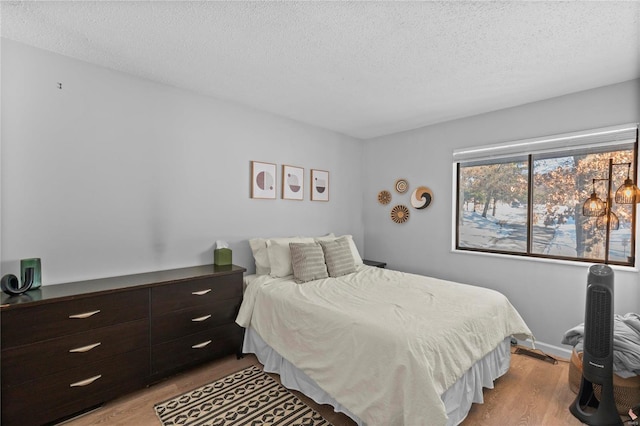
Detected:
[{"left": 242, "top": 327, "right": 511, "bottom": 426}]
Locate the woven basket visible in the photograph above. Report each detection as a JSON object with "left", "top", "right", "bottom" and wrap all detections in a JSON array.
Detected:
[{"left": 569, "top": 349, "right": 640, "bottom": 415}]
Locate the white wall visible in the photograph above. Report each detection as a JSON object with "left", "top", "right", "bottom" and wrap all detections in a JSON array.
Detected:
[
  {"left": 2, "top": 37, "right": 637, "bottom": 357},
  {"left": 363, "top": 79, "right": 640, "bottom": 356},
  {"left": 0, "top": 39, "right": 364, "bottom": 284}
]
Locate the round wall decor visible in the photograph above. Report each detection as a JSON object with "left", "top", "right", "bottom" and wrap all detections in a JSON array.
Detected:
[
  {"left": 411, "top": 186, "right": 433, "bottom": 209},
  {"left": 390, "top": 205, "right": 410, "bottom": 224},
  {"left": 395, "top": 179, "right": 409, "bottom": 193},
  {"left": 378, "top": 190, "right": 392, "bottom": 205}
]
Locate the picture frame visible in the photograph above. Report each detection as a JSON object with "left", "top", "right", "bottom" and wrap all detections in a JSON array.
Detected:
[
  {"left": 282, "top": 165, "right": 304, "bottom": 200},
  {"left": 251, "top": 161, "right": 277, "bottom": 199},
  {"left": 310, "top": 169, "right": 329, "bottom": 201}
]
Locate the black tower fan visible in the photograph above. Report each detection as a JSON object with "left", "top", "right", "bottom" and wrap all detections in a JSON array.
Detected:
[{"left": 569, "top": 264, "right": 622, "bottom": 426}]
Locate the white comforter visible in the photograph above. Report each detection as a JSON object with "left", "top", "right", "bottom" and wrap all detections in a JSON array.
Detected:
[{"left": 236, "top": 266, "right": 532, "bottom": 426}]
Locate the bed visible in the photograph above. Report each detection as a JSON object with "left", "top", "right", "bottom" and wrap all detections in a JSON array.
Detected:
[{"left": 236, "top": 235, "right": 532, "bottom": 426}]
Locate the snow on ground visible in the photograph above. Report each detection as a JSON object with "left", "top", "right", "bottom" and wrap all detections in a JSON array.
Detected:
[{"left": 459, "top": 202, "right": 632, "bottom": 262}]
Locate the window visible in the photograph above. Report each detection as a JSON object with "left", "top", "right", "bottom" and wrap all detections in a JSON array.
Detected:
[{"left": 454, "top": 124, "right": 639, "bottom": 267}]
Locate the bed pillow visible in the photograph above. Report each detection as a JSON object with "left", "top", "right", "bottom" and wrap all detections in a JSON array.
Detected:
[
  {"left": 249, "top": 238, "right": 270, "bottom": 275},
  {"left": 342, "top": 235, "right": 364, "bottom": 266},
  {"left": 314, "top": 234, "right": 363, "bottom": 266},
  {"left": 319, "top": 236, "right": 356, "bottom": 277},
  {"left": 267, "top": 237, "right": 315, "bottom": 277},
  {"left": 289, "top": 242, "right": 329, "bottom": 283},
  {"left": 252, "top": 236, "right": 328, "bottom": 276},
  {"left": 313, "top": 232, "right": 336, "bottom": 242}
]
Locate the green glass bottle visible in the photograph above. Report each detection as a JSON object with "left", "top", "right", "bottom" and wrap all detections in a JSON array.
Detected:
[{"left": 20, "top": 258, "right": 41, "bottom": 290}]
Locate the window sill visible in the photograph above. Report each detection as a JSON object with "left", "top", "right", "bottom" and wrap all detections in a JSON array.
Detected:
[{"left": 451, "top": 248, "right": 639, "bottom": 274}]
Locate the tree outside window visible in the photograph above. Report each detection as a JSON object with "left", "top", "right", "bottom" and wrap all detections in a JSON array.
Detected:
[{"left": 457, "top": 147, "right": 636, "bottom": 266}]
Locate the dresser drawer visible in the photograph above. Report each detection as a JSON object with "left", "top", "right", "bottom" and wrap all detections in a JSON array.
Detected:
[
  {"left": 1, "top": 347, "right": 149, "bottom": 426},
  {"left": 2, "top": 318, "right": 148, "bottom": 386},
  {"left": 152, "top": 273, "right": 242, "bottom": 315},
  {"left": 1, "top": 289, "right": 148, "bottom": 348},
  {"left": 151, "top": 298, "right": 241, "bottom": 345},
  {"left": 151, "top": 323, "right": 242, "bottom": 376}
]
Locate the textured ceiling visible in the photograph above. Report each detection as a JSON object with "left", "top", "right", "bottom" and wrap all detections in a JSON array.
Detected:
[{"left": 2, "top": 1, "right": 639, "bottom": 139}]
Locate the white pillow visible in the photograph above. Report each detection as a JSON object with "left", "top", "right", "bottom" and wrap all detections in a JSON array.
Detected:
[
  {"left": 314, "top": 234, "right": 363, "bottom": 266},
  {"left": 313, "top": 232, "right": 336, "bottom": 241},
  {"left": 250, "top": 234, "right": 334, "bottom": 275},
  {"left": 249, "top": 238, "right": 270, "bottom": 275},
  {"left": 267, "top": 237, "right": 315, "bottom": 277}
]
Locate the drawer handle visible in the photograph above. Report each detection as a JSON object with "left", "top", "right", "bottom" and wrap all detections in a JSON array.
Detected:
[
  {"left": 70, "top": 374, "right": 102, "bottom": 387},
  {"left": 192, "top": 314, "right": 212, "bottom": 322},
  {"left": 69, "top": 310, "right": 101, "bottom": 319},
  {"left": 192, "top": 289, "right": 211, "bottom": 296},
  {"left": 69, "top": 342, "right": 102, "bottom": 353},
  {"left": 192, "top": 340, "right": 212, "bottom": 349}
]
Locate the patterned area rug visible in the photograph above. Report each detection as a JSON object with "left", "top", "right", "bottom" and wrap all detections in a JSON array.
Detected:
[{"left": 154, "top": 365, "right": 333, "bottom": 426}]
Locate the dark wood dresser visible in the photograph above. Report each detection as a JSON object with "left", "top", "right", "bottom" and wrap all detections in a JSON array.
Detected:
[
  {"left": 149, "top": 270, "right": 244, "bottom": 379},
  {"left": 0, "top": 264, "right": 245, "bottom": 426}
]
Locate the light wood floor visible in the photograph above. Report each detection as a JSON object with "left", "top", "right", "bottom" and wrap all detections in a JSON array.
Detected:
[{"left": 60, "top": 347, "right": 597, "bottom": 426}]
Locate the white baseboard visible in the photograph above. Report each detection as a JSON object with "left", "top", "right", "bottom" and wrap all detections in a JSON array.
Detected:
[{"left": 515, "top": 338, "right": 572, "bottom": 360}]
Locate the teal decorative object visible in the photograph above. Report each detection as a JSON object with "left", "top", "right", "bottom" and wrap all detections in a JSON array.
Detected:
[{"left": 21, "top": 258, "right": 42, "bottom": 290}]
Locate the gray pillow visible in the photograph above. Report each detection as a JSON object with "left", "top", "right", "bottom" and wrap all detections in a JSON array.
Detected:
[
  {"left": 289, "top": 242, "right": 329, "bottom": 283},
  {"left": 319, "top": 236, "right": 356, "bottom": 277}
]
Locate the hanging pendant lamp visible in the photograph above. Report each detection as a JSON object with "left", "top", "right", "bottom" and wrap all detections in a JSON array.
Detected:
[{"left": 582, "top": 180, "right": 606, "bottom": 217}]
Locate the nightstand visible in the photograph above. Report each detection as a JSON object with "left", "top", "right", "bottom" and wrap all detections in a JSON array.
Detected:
[{"left": 363, "top": 259, "right": 387, "bottom": 268}]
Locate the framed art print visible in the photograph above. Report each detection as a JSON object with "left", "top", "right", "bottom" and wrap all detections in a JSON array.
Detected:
[
  {"left": 311, "top": 169, "right": 329, "bottom": 201},
  {"left": 251, "top": 161, "right": 277, "bottom": 199},
  {"left": 282, "top": 165, "right": 304, "bottom": 200}
]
